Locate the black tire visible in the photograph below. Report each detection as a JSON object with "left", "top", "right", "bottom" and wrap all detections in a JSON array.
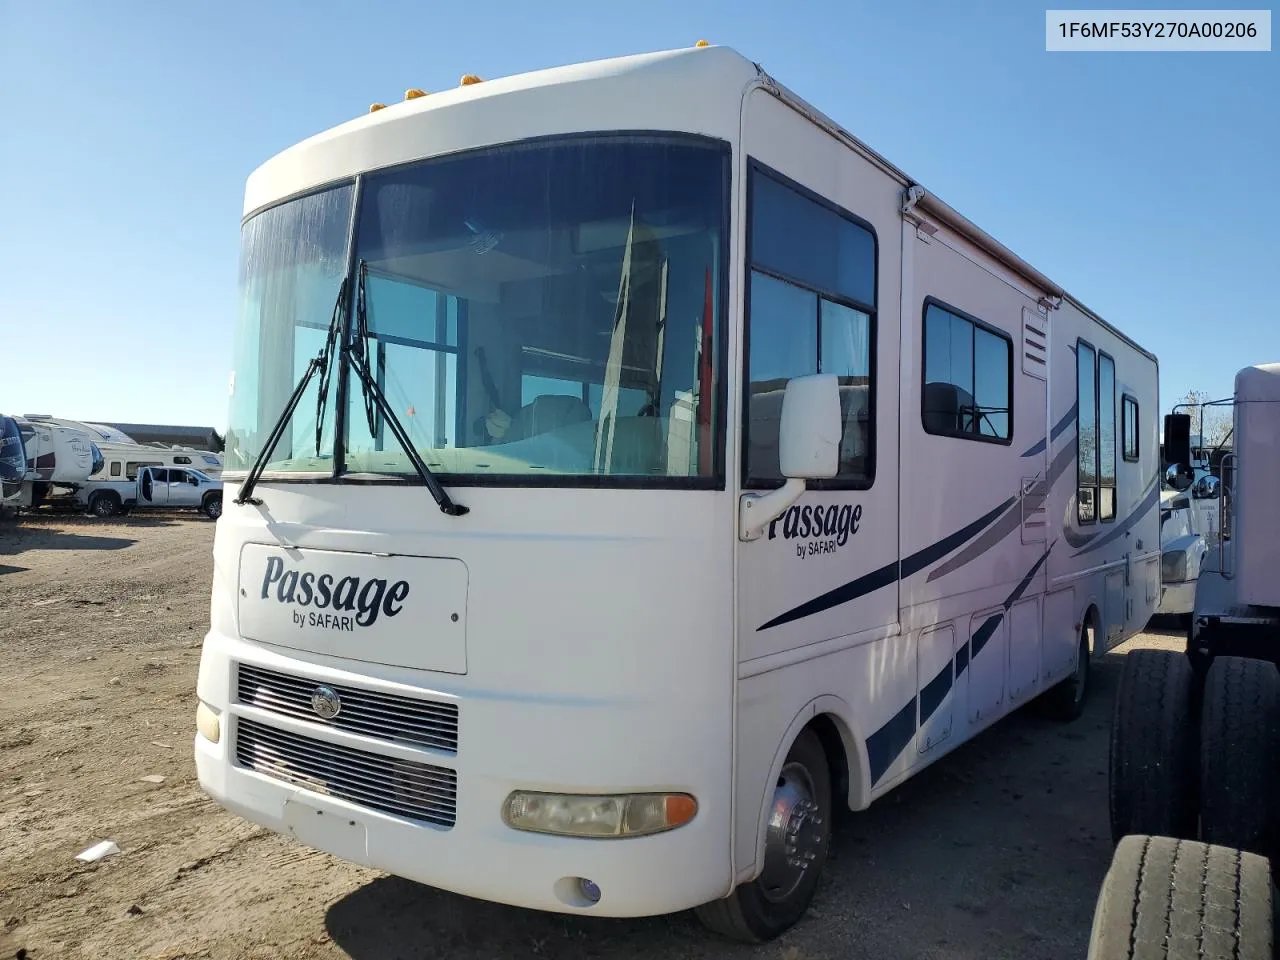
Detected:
[
  {"left": 89, "top": 492, "right": 119, "bottom": 518},
  {"left": 1086, "top": 834, "right": 1273, "bottom": 959},
  {"left": 694, "top": 729, "right": 831, "bottom": 942},
  {"left": 1040, "top": 622, "right": 1092, "bottom": 721},
  {"left": 1109, "top": 649, "right": 1198, "bottom": 845},
  {"left": 202, "top": 494, "right": 222, "bottom": 520},
  {"left": 1200, "top": 655, "right": 1280, "bottom": 859}
]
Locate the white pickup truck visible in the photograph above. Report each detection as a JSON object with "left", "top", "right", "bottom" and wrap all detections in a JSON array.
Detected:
[{"left": 85, "top": 465, "right": 223, "bottom": 519}]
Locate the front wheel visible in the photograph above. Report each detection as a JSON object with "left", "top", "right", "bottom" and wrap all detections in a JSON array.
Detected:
[
  {"left": 694, "top": 729, "right": 831, "bottom": 942},
  {"left": 1041, "top": 623, "right": 1092, "bottom": 722}
]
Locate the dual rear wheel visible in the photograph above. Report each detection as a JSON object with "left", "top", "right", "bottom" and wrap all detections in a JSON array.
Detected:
[{"left": 1109, "top": 650, "right": 1280, "bottom": 859}]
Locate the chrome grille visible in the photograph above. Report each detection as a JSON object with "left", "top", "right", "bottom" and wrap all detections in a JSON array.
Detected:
[
  {"left": 235, "top": 717, "right": 457, "bottom": 827},
  {"left": 236, "top": 664, "right": 458, "bottom": 753}
]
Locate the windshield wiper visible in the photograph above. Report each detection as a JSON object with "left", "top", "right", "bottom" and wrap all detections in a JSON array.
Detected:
[
  {"left": 348, "top": 261, "right": 469, "bottom": 517},
  {"left": 234, "top": 277, "right": 348, "bottom": 506}
]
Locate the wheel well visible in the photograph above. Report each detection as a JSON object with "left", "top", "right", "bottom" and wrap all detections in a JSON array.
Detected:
[
  {"left": 1083, "top": 603, "right": 1100, "bottom": 654},
  {"left": 805, "top": 714, "right": 850, "bottom": 809},
  {"left": 92, "top": 490, "right": 120, "bottom": 504}
]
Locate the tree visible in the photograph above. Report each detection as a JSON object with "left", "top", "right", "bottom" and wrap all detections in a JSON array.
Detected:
[{"left": 1177, "top": 389, "right": 1232, "bottom": 449}]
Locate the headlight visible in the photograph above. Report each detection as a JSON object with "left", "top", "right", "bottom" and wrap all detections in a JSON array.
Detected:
[
  {"left": 1161, "top": 549, "right": 1189, "bottom": 583},
  {"left": 196, "top": 700, "right": 221, "bottom": 744},
  {"left": 502, "top": 791, "right": 697, "bottom": 838}
]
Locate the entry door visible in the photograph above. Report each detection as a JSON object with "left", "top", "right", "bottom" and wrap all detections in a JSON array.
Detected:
[
  {"left": 147, "top": 469, "right": 169, "bottom": 504},
  {"left": 734, "top": 153, "right": 899, "bottom": 664}
]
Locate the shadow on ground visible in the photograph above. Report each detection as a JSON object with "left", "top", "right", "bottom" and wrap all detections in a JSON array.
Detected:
[
  {"left": 0, "top": 527, "right": 137, "bottom": 554},
  {"left": 325, "top": 651, "right": 1143, "bottom": 960}
]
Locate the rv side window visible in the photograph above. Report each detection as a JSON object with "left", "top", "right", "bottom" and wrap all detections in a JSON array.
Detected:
[
  {"left": 126, "top": 461, "right": 161, "bottom": 480},
  {"left": 109, "top": 462, "right": 121, "bottom": 477},
  {"left": 921, "top": 300, "right": 1012, "bottom": 442},
  {"left": 744, "top": 165, "right": 876, "bottom": 488},
  {"left": 1098, "top": 353, "right": 1116, "bottom": 522},
  {"left": 1122, "top": 394, "right": 1139, "bottom": 461},
  {"left": 174, "top": 456, "right": 191, "bottom": 465},
  {"left": 1077, "top": 341, "right": 1098, "bottom": 524}
]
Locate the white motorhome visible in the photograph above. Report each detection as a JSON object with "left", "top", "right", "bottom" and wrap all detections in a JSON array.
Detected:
[{"left": 194, "top": 45, "right": 1160, "bottom": 941}]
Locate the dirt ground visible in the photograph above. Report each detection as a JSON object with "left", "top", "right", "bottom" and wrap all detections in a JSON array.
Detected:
[{"left": 0, "top": 514, "right": 1184, "bottom": 960}]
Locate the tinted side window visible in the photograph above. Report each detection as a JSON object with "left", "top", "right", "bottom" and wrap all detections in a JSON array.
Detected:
[
  {"left": 109, "top": 462, "right": 121, "bottom": 477},
  {"left": 1122, "top": 395, "right": 1139, "bottom": 461},
  {"left": 744, "top": 167, "right": 875, "bottom": 488},
  {"left": 174, "top": 456, "right": 191, "bottom": 465},
  {"left": 1098, "top": 353, "right": 1116, "bottom": 522},
  {"left": 922, "top": 301, "right": 1012, "bottom": 442},
  {"left": 1077, "top": 341, "right": 1097, "bottom": 524}
]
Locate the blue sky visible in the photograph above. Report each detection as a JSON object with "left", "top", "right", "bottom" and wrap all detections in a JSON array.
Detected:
[{"left": 1, "top": 1, "right": 1275, "bottom": 430}]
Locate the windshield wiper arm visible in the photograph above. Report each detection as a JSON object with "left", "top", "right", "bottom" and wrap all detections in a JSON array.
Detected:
[
  {"left": 348, "top": 261, "right": 469, "bottom": 517},
  {"left": 234, "top": 277, "right": 348, "bottom": 506}
]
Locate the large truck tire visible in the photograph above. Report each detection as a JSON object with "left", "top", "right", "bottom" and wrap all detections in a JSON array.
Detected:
[
  {"left": 1199, "top": 655, "right": 1280, "bottom": 859},
  {"left": 1109, "top": 649, "right": 1198, "bottom": 845},
  {"left": 1086, "top": 834, "right": 1273, "bottom": 959}
]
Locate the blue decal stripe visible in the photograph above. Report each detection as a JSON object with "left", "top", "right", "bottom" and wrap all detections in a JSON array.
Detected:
[
  {"left": 759, "top": 498, "right": 1016, "bottom": 631},
  {"left": 866, "top": 544, "right": 1055, "bottom": 787},
  {"left": 970, "top": 613, "right": 1004, "bottom": 657},
  {"left": 918, "top": 662, "right": 952, "bottom": 725},
  {"left": 1020, "top": 403, "right": 1078, "bottom": 459},
  {"left": 1071, "top": 481, "right": 1160, "bottom": 557},
  {"left": 866, "top": 698, "right": 917, "bottom": 785}
]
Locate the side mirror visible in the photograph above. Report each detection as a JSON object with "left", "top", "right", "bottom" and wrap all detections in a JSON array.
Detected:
[
  {"left": 779, "top": 374, "right": 842, "bottom": 480},
  {"left": 1192, "top": 475, "right": 1220, "bottom": 499},
  {"left": 1164, "top": 412, "right": 1192, "bottom": 471},
  {"left": 740, "top": 374, "right": 843, "bottom": 541},
  {"left": 1165, "top": 463, "right": 1194, "bottom": 492}
]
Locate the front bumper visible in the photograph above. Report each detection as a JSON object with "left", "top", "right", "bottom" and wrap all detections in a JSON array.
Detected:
[
  {"left": 1157, "top": 580, "right": 1197, "bottom": 617},
  {"left": 193, "top": 630, "right": 729, "bottom": 918}
]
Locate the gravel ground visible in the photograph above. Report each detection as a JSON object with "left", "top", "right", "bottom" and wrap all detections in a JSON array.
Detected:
[{"left": 0, "top": 514, "right": 1184, "bottom": 960}]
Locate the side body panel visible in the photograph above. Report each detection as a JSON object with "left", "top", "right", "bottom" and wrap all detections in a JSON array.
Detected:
[
  {"left": 733, "top": 87, "right": 903, "bottom": 880},
  {"left": 731, "top": 86, "right": 1159, "bottom": 886}
]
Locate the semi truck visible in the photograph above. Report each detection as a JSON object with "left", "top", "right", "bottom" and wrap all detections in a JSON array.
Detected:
[{"left": 1097, "top": 362, "right": 1280, "bottom": 958}]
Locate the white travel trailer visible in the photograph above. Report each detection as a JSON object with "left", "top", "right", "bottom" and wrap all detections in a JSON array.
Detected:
[
  {"left": 195, "top": 45, "right": 1160, "bottom": 941},
  {"left": 13, "top": 416, "right": 102, "bottom": 507}
]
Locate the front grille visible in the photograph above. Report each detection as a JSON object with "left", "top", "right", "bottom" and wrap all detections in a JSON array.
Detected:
[
  {"left": 235, "top": 717, "right": 457, "bottom": 827},
  {"left": 236, "top": 664, "right": 458, "bottom": 753}
]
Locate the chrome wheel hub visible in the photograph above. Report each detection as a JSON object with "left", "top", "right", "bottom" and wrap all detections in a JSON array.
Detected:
[{"left": 759, "top": 762, "right": 825, "bottom": 902}]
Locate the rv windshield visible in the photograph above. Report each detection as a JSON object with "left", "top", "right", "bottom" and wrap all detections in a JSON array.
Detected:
[
  {"left": 225, "top": 182, "right": 355, "bottom": 473},
  {"left": 225, "top": 134, "right": 727, "bottom": 484}
]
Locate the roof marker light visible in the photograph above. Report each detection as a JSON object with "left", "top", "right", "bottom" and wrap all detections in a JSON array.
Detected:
[
  {"left": 695, "top": 39, "right": 710, "bottom": 47},
  {"left": 369, "top": 102, "right": 387, "bottom": 113},
  {"left": 404, "top": 88, "right": 428, "bottom": 100},
  {"left": 460, "top": 74, "right": 484, "bottom": 86}
]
